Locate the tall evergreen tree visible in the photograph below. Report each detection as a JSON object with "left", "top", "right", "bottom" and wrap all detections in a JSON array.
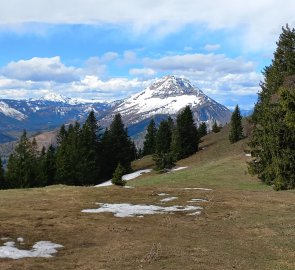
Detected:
[
  {"left": 229, "top": 105, "right": 244, "bottom": 143},
  {"left": 79, "top": 111, "right": 102, "bottom": 185},
  {"left": 155, "top": 120, "right": 173, "bottom": 154},
  {"left": 101, "top": 114, "right": 134, "bottom": 178},
  {"left": 248, "top": 25, "right": 295, "bottom": 190},
  {"left": 143, "top": 119, "right": 157, "bottom": 155},
  {"left": 0, "top": 157, "right": 5, "bottom": 189},
  {"left": 172, "top": 106, "right": 199, "bottom": 159},
  {"left": 6, "top": 130, "right": 40, "bottom": 188}
]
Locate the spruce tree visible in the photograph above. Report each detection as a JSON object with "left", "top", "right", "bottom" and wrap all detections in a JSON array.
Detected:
[
  {"left": 173, "top": 106, "right": 199, "bottom": 159},
  {"left": 198, "top": 122, "right": 207, "bottom": 138},
  {"left": 212, "top": 121, "right": 221, "bottom": 133},
  {"left": 112, "top": 163, "right": 126, "bottom": 186},
  {"left": 248, "top": 25, "right": 295, "bottom": 190},
  {"left": 0, "top": 157, "right": 5, "bottom": 189},
  {"left": 229, "top": 105, "right": 244, "bottom": 143},
  {"left": 6, "top": 130, "right": 39, "bottom": 188},
  {"left": 101, "top": 114, "right": 134, "bottom": 178},
  {"left": 143, "top": 119, "right": 157, "bottom": 155}
]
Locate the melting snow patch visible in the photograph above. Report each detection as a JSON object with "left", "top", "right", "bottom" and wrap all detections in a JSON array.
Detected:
[
  {"left": 157, "top": 193, "right": 169, "bottom": 196},
  {"left": 82, "top": 203, "right": 201, "bottom": 218},
  {"left": 187, "top": 198, "right": 208, "bottom": 203},
  {"left": 170, "top": 166, "right": 188, "bottom": 172},
  {"left": 187, "top": 211, "right": 202, "bottom": 216},
  {"left": 95, "top": 169, "right": 152, "bottom": 187},
  {"left": 160, "top": 197, "right": 178, "bottom": 202},
  {"left": 184, "top": 188, "right": 213, "bottom": 191},
  {"left": 17, "top": 237, "right": 24, "bottom": 243},
  {"left": 124, "top": 186, "right": 134, "bottom": 189},
  {"left": 0, "top": 240, "right": 63, "bottom": 260},
  {"left": 245, "top": 153, "right": 251, "bottom": 157}
]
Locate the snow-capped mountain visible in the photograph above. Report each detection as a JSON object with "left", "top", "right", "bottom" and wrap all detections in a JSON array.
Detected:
[
  {"left": 0, "top": 96, "right": 110, "bottom": 143},
  {"left": 100, "top": 75, "right": 232, "bottom": 130},
  {"left": 0, "top": 76, "right": 232, "bottom": 144}
]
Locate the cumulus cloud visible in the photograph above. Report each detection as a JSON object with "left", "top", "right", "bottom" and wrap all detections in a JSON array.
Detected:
[
  {"left": 129, "top": 68, "right": 155, "bottom": 77},
  {"left": 1, "top": 57, "right": 81, "bottom": 83},
  {"left": 0, "top": 0, "right": 294, "bottom": 51}
]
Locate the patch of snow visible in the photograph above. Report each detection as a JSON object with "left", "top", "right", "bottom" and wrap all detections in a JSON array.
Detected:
[
  {"left": 122, "top": 169, "right": 152, "bottom": 181},
  {"left": 160, "top": 197, "right": 178, "bottom": 202},
  {"left": 187, "top": 199, "right": 208, "bottom": 203},
  {"left": 169, "top": 166, "right": 188, "bottom": 172},
  {"left": 245, "top": 153, "right": 251, "bottom": 157},
  {"left": 157, "top": 193, "right": 169, "bottom": 196},
  {"left": 124, "top": 186, "right": 134, "bottom": 189},
  {"left": 184, "top": 188, "right": 213, "bottom": 191},
  {"left": 0, "top": 237, "right": 11, "bottom": 241},
  {"left": 17, "top": 237, "right": 24, "bottom": 243},
  {"left": 187, "top": 211, "right": 202, "bottom": 216},
  {"left": 0, "top": 240, "right": 63, "bottom": 260},
  {"left": 82, "top": 203, "right": 201, "bottom": 218},
  {"left": 95, "top": 169, "right": 152, "bottom": 187}
]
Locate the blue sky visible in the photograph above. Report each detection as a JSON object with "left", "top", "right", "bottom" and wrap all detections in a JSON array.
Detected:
[{"left": 0, "top": 0, "right": 294, "bottom": 110}]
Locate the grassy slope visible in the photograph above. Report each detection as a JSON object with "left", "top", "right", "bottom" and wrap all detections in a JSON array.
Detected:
[{"left": 0, "top": 126, "right": 294, "bottom": 270}]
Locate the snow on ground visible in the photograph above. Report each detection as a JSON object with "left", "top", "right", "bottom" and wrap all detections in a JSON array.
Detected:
[
  {"left": 95, "top": 169, "right": 152, "bottom": 187},
  {"left": 184, "top": 188, "right": 213, "bottom": 191},
  {"left": 160, "top": 197, "right": 178, "bottom": 202},
  {"left": 245, "top": 153, "right": 251, "bottom": 157},
  {"left": 187, "top": 198, "right": 208, "bottom": 203},
  {"left": 82, "top": 203, "right": 202, "bottom": 218},
  {"left": 170, "top": 167, "right": 188, "bottom": 172},
  {"left": 157, "top": 193, "right": 169, "bottom": 196},
  {"left": 0, "top": 240, "right": 63, "bottom": 260}
]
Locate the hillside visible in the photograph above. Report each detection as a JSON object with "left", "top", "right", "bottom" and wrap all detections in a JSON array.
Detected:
[{"left": 0, "top": 127, "right": 294, "bottom": 270}]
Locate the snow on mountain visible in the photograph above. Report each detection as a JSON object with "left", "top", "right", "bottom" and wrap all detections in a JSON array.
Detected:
[
  {"left": 39, "top": 93, "right": 71, "bottom": 103},
  {"left": 101, "top": 75, "right": 232, "bottom": 127},
  {"left": 0, "top": 101, "right": 27, "bottom": 121}
]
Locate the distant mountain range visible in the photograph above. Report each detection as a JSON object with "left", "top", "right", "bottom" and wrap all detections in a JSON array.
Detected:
[{"left": 0, "top": 75, "right": 233, "bottom": 145}]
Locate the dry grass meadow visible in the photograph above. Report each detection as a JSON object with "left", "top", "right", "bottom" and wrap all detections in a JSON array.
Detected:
[{"left": 0, "top": 126, "right": 294, "bottom": 270}]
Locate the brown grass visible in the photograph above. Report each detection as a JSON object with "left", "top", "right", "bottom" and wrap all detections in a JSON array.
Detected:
[{"left": 0, "top": 126, "right": 294, "bottom": 270}]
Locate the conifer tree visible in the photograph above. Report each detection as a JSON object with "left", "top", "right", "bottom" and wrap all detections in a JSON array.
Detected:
[
  {"left": 248, "top": 25, "right": 295, "bottom": 190},
  {"left": 143, "top": 119, "right": 157, "bottom": 155},
  {"left": 112, "top": 163, "right": 126, "bottom": 186},
  {"left": 173, "top": 106, "right": 199, "bottom": 159},
  {"left": 229, "top": 105, "right": 244, "bottom": 143},
  {"left": 198, "top": 122, "right": 207, "bottom": 138},
  {"left": 0, "top": 157, "right": 5, "bottom": 189},
  {"left": 6, "top": 130, "right": 39, "bottom": 188},
  {"left": 39, "top": 145, "right": 56, "bottom": 186},
  {"left": 101, "top": 114, "right": 133, "bottom": 178},
  {"left": 212, "top": 121, "right": 221, "bottom": 133}
]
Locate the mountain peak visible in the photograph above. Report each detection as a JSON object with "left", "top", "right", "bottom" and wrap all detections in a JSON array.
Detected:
[
  {"left": 148, "top": 75, "right": 202, "bottom": 98},
  {"left": 40, "top": 93, "right": 70, "bottom": 103}
]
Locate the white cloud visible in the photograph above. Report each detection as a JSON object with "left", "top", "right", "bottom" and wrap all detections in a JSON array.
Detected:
[
  {"left": 204, "top": 44, "right": 221, "bottom": 52},
  {"left": 0, "top": 0, "right": 294, "bottom": 51},
  {"left": 144, "top": 53, "right": 254, "bottom": 74},
  {"left": 129, "top": 68, "right": 155, "bottom": 77},
  {"left": 1, "top": 57, "right": 81, "bottom": 83}
]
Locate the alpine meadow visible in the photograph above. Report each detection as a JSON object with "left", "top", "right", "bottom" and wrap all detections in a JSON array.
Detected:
[{"left": 0, "top": 1, "right": 295, "bottom": 269}]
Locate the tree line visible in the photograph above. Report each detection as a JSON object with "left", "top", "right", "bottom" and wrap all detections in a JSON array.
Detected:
[{"left": 0, "top": 111, "right": 136, "bottom": 189}]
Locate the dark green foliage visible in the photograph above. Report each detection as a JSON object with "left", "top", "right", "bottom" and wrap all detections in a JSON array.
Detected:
[
  {"left": 248, "top": 25, "right": 295, "bottom": 190},
  {"left": 5, "top": 130, "right": 40, "bottom": 188},
  {"left": 198, "top": 122, "right": 207, "bottom": 138},
  {"left": 111, "top": 163, "right": 126, "bottom": 186},
  {"left": 155, "top": 120, "right": 173, "bottom": 154},
  {"left": 101, "top": 114, "right": 134, "bottom": 179},
  {"left": 153, "top": 152, "right": 175, "bottom": 172},
  {"left": 229, "top": 105, "right": 244, "bottom": 143},
  {"left": 212, "top": 121, "right": 221, "bottom": 133},
  {"left": 0, "top": 157, "right": 5, "bottom": 189},
  {"left": 172, "top": 106, "right": 199, "bottom": 159},
  {"left": 39, "top": 145, "right": 56, "bottom": 186},
  {"left": 143, "top": 119, "right": 157, "bottom": 155}
]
